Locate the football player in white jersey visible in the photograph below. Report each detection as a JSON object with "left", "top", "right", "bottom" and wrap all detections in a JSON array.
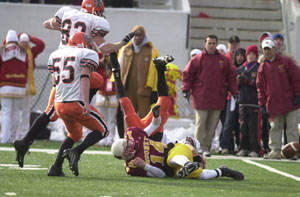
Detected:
[
  {"left": 13, "top": 0, "right": 134, "bottom": 168},
  {"left": 43, "top": 0, "right": 132, "bottom": 53},
  {"left": 47, "top": 32, "right": 108, "bottom": 177}
]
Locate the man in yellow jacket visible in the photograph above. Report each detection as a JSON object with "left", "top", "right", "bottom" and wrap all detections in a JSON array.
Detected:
[{"left": 118, "top": 25, "right": 159, "bottom": 119}]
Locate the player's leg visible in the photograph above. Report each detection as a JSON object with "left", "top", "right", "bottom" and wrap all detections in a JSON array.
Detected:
[
  {"left": 48, "top": 136, "right": 75, "bottom": 177},
  {"left": 13, "top": 87, "right": 56, "bottom": 167},
  {"left": 167, "top": 143, "right": 200, "bottom": 178},
  {"left": 109, "top": 52, "right": 126, "bottom": 98},
  {"left": 57, "top": 102, "right": 108, "bottom": 176}
]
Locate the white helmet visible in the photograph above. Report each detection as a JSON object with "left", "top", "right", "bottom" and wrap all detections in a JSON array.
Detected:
[{"left": 111, "top": 139, "right": 125, "bottom": 160}]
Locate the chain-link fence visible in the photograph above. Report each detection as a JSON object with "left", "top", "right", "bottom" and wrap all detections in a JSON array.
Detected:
[
  {"left": 31, "top": 65, "right": 195, "bottom": 120},
  {"left": 31, "top": 65, "right": 52, "bottom": 112}
]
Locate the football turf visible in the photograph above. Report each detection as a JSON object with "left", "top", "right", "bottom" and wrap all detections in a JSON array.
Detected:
[{"left": 0, "top": 141, "right": 299, "bottom": 197}]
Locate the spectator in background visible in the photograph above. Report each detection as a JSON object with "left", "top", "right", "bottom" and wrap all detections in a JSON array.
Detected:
[
  {"left": 119, "top": 25, "right": 159, "bottom": 119},
  {"left": 272, "top": 33, "right": 299, "bottom": 66},
  {"left": 258, "top": 32, "right": 272, "bottom": 64},
  {"left": 15, "top": 33, "right": 45, "bottom": 140},
  {"left": 236, "top": 45, "right": 261, "bottom": 157},
  {"left": 181, "top": 34, "right": 238, "bottom": 157},
  {"left": 257, "top": 31, "right": 273, "bottom": 154},
  {"left": 96, "top": 54, "right": 118, "bottom": 146},
  {"left": 190, "top": 49, "right": 202, "bottom": 58},
  {"left": 226, "top": 35, "right": 240, "bottom": 64},
  {"left": 220, "top": 48, "right": 246, "bottom": 155},
  {"left": 257, "top": 38, "right": 300, "bottom": 160},
  {"left": 217, "top": 44, "right": 227, "bottom": 56},
  {"left": 0, "top": 30, "right": 28, "bottom": 144}
]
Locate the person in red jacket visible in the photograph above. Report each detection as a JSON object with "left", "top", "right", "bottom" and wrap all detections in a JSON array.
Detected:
[
  {"left": 181, "top": 34, "right": 238, "bottom": 157},
  {"left": 16, "top": 33, "right": 45, "bottom": 141},
  {"left": 257, "top": 38, "right": 300, "bottom": 160},
  {"left": 0, "top": 30, "right": 28, "bottom": 144}
]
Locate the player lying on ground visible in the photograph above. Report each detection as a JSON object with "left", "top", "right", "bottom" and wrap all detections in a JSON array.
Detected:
[
  {"left": 110, "top": 52, "right": 173, "bottom": 142},
  {"left": 111, "top": 110, "right": 244, "bottom": 180}
]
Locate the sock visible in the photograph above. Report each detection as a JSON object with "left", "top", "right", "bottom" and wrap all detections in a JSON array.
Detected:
[
  {"left": 73, "top": 131, "right": 102, "bottom": 155},
  {"left": 110, "top": 52, "right": 126, "bottom": 98},
  {"left": 157, "top": 70, "right": 168, "bottom": 96},
  {"left": 144, "top": 116, "right": 161, "bottom": 136},
  {"left": 116, "top": 104, "right": 124, "bottom": 138},
  {"left": 54, "top": 137, "right": 75, "bottom": 168},
  {"left": 23, "top": 112, "right": 50, "bottom": 146},
  {"left": 199, "top": 169, "right": 218, "bottom": 180},
  {"left": 215, "top": 168, "right": 222, "bottom": 177},
  {"left": 169, "top": 155, "right": 190, "bottom": 167}
]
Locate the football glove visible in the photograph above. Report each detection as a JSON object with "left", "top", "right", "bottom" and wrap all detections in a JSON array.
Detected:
[{"left": 122, "top": 32, "right": 135, "bottom": 46}]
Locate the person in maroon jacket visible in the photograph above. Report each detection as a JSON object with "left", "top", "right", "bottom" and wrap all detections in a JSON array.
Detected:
[
  {"left": 257, "top": 38, "right": 300, "bottom": 160},
  {"left": 181, "top": 34, "right": 238, "bottom": 157}
]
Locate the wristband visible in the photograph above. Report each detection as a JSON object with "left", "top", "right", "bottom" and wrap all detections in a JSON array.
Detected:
[
  {"left": 80, "top": 74, "right": 90, "bottom": 79},
  {"left": 50, "top": 18, "right": 54, "bottom": 29}
]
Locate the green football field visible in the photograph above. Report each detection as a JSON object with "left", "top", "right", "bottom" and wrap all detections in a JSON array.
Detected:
[{"left": 0, "top": 141, "right": 300, "bottom": 197}]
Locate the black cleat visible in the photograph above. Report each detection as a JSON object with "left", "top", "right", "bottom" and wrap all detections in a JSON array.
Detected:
[
  {"left": 177, "top": 161, "right": 200, "bottom": 178},
  {"left": 13, "top": 140, "right": 29, "bottom": 168},
  {"left": 152, "top": 105, "right": 160, "bottom": 118},
  {"left": 153, "top": 55, "right": 174, "bottom": 71},
  {"left": 220, "top": 166, "right": 244, "bottom": 180},
  {"left": 47, "top": 165, "right": 65, "bottom": 177},
  {"left": 63, "top": 149, "right": 80, "bottom": 176}
]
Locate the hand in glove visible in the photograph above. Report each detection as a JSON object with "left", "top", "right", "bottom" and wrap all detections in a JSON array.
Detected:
[
  {"left": 293, "top": 95, "right": 300, "bottom": 105},
  {"left": 122, "top": 32, "right": 135, "bottom": 46},
  {"left": 183, "top": 90, "right": 190, "bottom": 103}
]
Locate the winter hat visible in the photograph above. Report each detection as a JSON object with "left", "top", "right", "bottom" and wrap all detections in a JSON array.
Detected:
[
  {"left": 132, "top": 25, "right": 145, "bottom": 36},
  {"left": 261, "top": 38, "right": 275, "bottom": 49},
  {"left": 20, "top": 33, "right": 29, "bottom": 42},
  {"left": 6, "top": 29, "right": 18, "bottom": 43},
  {"left": 216, "top": 44, "right": 227, "bottom": 54},
  {"left": 272, "top": 33, "right": 284, "bottom": 41},
  {"left": 259, "top": 32, "right": 272, "bottom": 43},
  {"left": 190, "top": 48, "right": 202, "bottom": 58},
  {"left": 229, "top": 35, "right": 240, "bottom": 43},
  {"left": 246, "top": 45, "right": 258, "bottom": 57}
]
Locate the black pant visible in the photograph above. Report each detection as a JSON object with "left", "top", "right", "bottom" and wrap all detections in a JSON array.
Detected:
[
  {"left": 220, "top": 101, "right": 240, "bottom": 151},
  {"left": 239, "top": 106, "right": 261, "bottom": 153}
]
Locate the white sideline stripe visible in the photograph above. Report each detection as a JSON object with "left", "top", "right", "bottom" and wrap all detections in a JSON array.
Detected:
[
  {"left": 243, "top": 159, "right": 300, "bottom": 182},
  {"left": 0, "top": 147, "right": 112, "bottom": 155}
]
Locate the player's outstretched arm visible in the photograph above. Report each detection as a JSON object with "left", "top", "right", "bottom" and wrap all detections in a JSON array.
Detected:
[
  {"left": 43, "top": 18, "right": 61, "bottom": 31},
  {"left": 132, "top": 157, "right": 165, "bottom": 178}
]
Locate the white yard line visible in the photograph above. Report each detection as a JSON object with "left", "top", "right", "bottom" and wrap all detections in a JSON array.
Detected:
[{"left": 242, "top": 159, "right": 300, "bottom": 182}]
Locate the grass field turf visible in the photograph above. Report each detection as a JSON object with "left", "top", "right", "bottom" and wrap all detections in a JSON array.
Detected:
[{"left": 0, "top": 141, "right": 300, "bottom": 197}]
